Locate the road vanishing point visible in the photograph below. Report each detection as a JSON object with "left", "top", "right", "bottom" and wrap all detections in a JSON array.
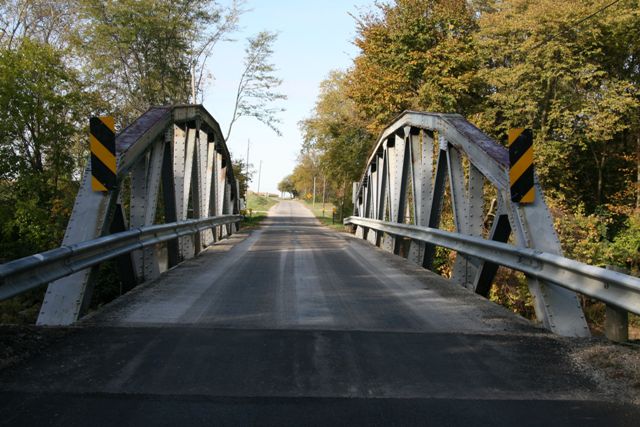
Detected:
[{"left": 1, "top": 201, "right": 638, "bottom": 426}]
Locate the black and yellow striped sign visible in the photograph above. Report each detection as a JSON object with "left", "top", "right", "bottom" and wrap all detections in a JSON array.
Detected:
[
  {"left": 508, "top": 128, "right": 534, "bottom": 204},
  {"left": 90, "top": 116, "right": 116, "bottom": 192}
]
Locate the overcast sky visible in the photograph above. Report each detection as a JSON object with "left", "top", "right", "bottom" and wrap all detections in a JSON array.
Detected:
[{"left": 203, "top": 0, "right": 376, "bottom": 193}]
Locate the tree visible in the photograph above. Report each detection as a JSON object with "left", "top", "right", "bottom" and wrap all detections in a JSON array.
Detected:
[
  {"left": 299, "top": 70, "right": 372, "bottom": 194},
  {"left": 0, "top": 38, "right": 91, "bottom": 258},
  {"left": 77, "top": 0, "right": 243, "bottom": 124},
  {"left": 474, "top": 0, "right": 640, "bottom": 212},
  {"left": 348, "top": 0, "right": 481, "bottom": 133},
  {"left": 277, "top": 175, "right": 297, "bottom": 198},
  {"left": 189, "top": 0, "right": 245, "bottom": 103},
  {"left": 231, "top": 158, "right": 253, "bottom": 201},
  {"left": 0, "top": 0, "right": 77, "bottom": 50},
  {"left": 290, "top": 150, "right": 320, "bottom": 199},
  {"left": 226, "top": 31, "right": 287, "bottom": 141}
]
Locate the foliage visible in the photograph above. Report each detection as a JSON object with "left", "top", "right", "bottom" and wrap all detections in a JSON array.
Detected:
[
  {"left": 76, "top": 0, "right": 240, "bottom": 123},
  {"left": 289, "top": 149, "right": 320, "bottom": 199},
  {"left": 0, "top": 1, "right": 284, "bottom": 324},
  {"left": 0, "top": 0, "right": 76, "bottom": 49},
  {"left": 348, "top": 0, "right": 482, "bottom": 133},
  {"left": 489, "top": 270, "right": 536, "bottom": 320},
  {"left": 300, "top": 71, "right": 373, "bottom": 190},
  {"left": 607, "top": 213, "right": 640, "bottom": 275},
  {"left": 246, "top": 191, "right": 278, "bottom": 212},
  {"left": 0, "top": 39, "right": 88, "bottom": 259},
  {"left": 226, "top": 31, "right": 287, "bottom": 140},
  {"left": 231, "top": 158, "right": 253, "bottom": 201},
  {"left": 277, "top": 175, "right": 297, "bottom": 197},
  {"left": 550, "top": 200, "right": 608, "bottom": 267},
  {"left": 474, "top": 0, "right": 640, "bottom": 211},
  {"left": 284, "top": 0, "right": 640, "bottom": 329}
]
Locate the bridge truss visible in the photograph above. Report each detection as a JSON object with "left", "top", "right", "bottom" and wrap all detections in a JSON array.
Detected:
[
  {"left": 37, "top": 105, "right": 241, "bottom": 325},
  {"left": 350, "top": 111, "right": 590, "bottom": 337}
]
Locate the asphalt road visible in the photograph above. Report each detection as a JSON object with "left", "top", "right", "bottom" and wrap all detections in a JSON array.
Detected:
[{"left": 0, "top": 201, "right": 638, "bottom": 426}]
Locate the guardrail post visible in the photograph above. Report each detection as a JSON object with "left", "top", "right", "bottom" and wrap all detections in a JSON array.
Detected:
[
  {"left": 605, "top": 265, "right": 629, "bottom": 342},
  {"left": 605, "top": 304, "right": 629, "bottom": 343}
]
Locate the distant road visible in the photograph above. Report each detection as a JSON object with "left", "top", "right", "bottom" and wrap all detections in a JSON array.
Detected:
[{"left": 0, "top": 201, "right": 637, "bottom": 426}]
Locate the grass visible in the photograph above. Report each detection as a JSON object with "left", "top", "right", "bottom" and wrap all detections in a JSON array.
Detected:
[
  {"left": 241, "top": 192, "right": 280, "bottom": 228},
  {"left": 301, "top": 199, "right": 348, "bottom": 232},
  {"left": 246, "top": 192, "right": 279, "bottom": 213},
  {"left": 241, "top": 214, "right": 267, "bottom": 228}
]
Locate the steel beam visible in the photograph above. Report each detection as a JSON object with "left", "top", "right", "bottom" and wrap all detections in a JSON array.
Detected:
[
  {"left": 351, "top": 111, "right": 590, "bottom": 336},
  {"left": 345, "top": 217, "right": 639, "bottom": 330},
  {"left": 37, "top": 165, "right": 115, "bottom": 325}
]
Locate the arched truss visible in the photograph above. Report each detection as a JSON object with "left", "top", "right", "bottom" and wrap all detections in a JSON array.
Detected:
[
  {"left": 351, "top": 111, "right": 589, "bottom": 337},
  {"left": 37, "top": 105, "right": 241, "bottom": 326}
]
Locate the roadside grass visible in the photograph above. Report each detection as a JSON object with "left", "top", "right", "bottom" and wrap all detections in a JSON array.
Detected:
[
  {"left": 301, "top": 200, "right": 348, "bottom": 232},
  {"left": 241, "top": 192, "right": 279, "bottom": 228},
  {"left": 241, "top": 214, "right": 267, "bottom": 228},
  {"left": 246, "top": 192, "right": 279, "bottom": 213}
]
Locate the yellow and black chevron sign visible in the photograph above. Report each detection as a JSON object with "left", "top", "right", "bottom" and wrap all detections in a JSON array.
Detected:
[
  {"left": 508, "top": 128, "right": 534, "bottom": 204},
  {"left": 90, "top": 116, "right": 116, "bottom": 192}
]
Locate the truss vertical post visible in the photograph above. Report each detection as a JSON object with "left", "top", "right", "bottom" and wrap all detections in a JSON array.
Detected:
[
  {"left": 423, "top": 137, "right": 448, "bottom": 270},
  {"left": 474, "top": 212, "right": 511, "bottom": 297},
  {"left": 37, "top": 165, "right": 116, "bottom": 325},
  {"left": 200, "top": 130, "right": 214, "bottom": 246},
  {"left": 162, "top": 132, "right": 179, "bottom": 268},
  {"left": 382, "top": 136, "right": 401, "bottom": 253},
  {"left": 408, "top": 129, "right": 433, "bottom": 264},
  {"left": 504, "top": 183, "right": 590, "bottom": 336},
  {"left": 141, "top": 140, "right": 165, "bottom": 280},
  {"left": 109, "top": 202, "right": 137, "bottom": 293},
  {"left": 448, "top": 146, "right": 483, "bottom": 288},
  {"left": 181, "top": 126, "right": 197, "bottom": 259},
  {"left": 217, "top": 151, "right": 227, "bottom": 238}
]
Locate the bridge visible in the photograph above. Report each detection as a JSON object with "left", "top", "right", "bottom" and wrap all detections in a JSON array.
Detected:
[{"left": 1, "top": 105, "right": 639, "bottom": 425}]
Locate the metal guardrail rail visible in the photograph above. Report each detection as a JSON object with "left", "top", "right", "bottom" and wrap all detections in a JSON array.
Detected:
[
  {"left": 0, "top": 215, "right": 242, "bottom": 301},
  {"left": 345, "top": 216, "right": 640, "bottom": 316}
]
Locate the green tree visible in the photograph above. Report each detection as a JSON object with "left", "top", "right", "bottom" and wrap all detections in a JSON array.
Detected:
[
  {"left": 290, "top": 150, "right": 320, "bottom": 199},
  {"left": 474, "top": 0, "right": 640, "bottom": 211},
  {"left": 0, "top": 39, "right": 90, "bottom": 258},
  {"left": 231, "top": 158, "right": 253, "bottom": 201},
  {"left": 300, "top": 70, "right": 372, "bottom": 195},
  {"left": 349, "top": 0, "right": 481, "bottom": 133},
  {"left": 277, "top": 175, "right": 297, "bottom": 198},
  {"left": 77, "top": 0, "right": 242, "bottom": 124},
  {"left": 0, "top": 0, "right": 77, "bottom": 49},
  {"left": 226, "top": 31, "right": 287, "bottom": 140}
]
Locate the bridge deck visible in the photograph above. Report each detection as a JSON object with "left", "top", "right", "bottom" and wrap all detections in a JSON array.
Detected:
[
  {"left": 86, "top": 200, "right": 534, "bottom": 332},
  {"left": 0, "top": 201, "right": 637, "bottom": 425}
]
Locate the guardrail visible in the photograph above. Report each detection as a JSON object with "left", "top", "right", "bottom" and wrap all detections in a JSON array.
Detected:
[
  {"left": 345, "top": 217, "right": 640, "bottom": 318},
  {"left": 0, "top": 215, "right": 242, "bottom": 301}
]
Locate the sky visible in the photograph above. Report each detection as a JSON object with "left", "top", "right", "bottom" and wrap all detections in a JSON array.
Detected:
[{"left": 203, "top": 0, "right": 376, "bottom": 194}]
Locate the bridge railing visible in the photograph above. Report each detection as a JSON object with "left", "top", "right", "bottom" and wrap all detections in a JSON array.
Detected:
[
  {"left": 348, "top": 110, "right": 638, "bottom": 337},
  {"left": 0, "top": 215, "right": 242, "bottom": 302},
  {"left": 345, "top": 217, "right": 640, "bottom": 319},
  {"left": 0, "top": 105, "right": 242, "bottom": 325}
]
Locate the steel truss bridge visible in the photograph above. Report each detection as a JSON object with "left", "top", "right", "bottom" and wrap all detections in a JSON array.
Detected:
[
  {"left": 1, "top": 105, "right": 639, "bottom": 425},
  {"left": 347, "top": 111, "right": 640, "bottom": 337},
  {"left": 2, "top": 105, "right": 242, "bottom": 325}
]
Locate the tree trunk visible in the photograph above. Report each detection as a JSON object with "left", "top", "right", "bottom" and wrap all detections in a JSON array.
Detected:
[
  {"left": 597, "top": 155, "right": 605, "bottom": 206},
  {"left": 636, "top": 132, "right": 640, "bottom": 211},
  {"left": 591, "top": 147, "right": 606, "bottom": 207}
]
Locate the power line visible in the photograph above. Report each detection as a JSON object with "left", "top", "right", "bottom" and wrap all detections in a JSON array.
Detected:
[
  {"left": 571, "top": 0, "right": 623, "bottom": 28},
  {"left": 531, "top": 0, "right": 624, "bottom": 49}
]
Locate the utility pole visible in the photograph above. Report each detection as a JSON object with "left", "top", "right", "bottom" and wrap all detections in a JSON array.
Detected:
[
  {"left": 257, "top": 160, "right": 263, "bottom": 195},
  {"left": 191, "top": 64, "right": 196, "bottom": 103},
  {"left": 322, "top": 176, "right": 326, "bottom": 217},
  {"left": 246, "top": 139, "right": 250, "bottom": 179},
  {"left": 312, "top": 176, "right": 316, "bottom": 209}
]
